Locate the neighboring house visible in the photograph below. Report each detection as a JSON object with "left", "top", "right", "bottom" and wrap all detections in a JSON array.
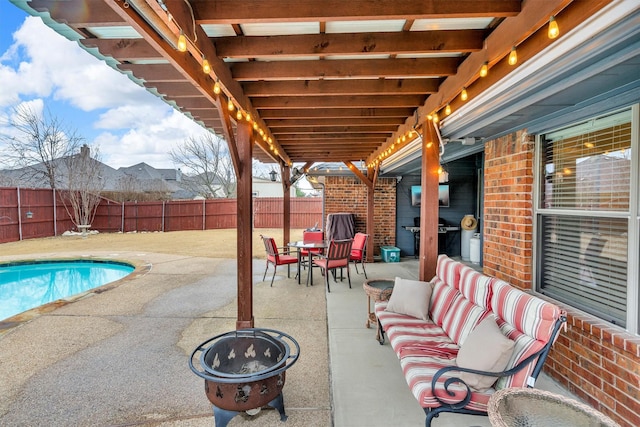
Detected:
[{"left": 253, "top": 177, "right": 296, "bottom": 198}]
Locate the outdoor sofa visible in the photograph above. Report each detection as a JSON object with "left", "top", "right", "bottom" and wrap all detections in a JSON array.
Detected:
[{"left": 375, "top": 255, "right": 566, "bottom": 426}]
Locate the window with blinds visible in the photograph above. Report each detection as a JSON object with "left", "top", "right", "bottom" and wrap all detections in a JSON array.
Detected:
[
  {"left": 539, "top": 215, "right": 628, "bottom": 326},
  {"left": 541, "top": 110, "right": 631, "bottom": 211},
  {"left": 538, "top": 109, "right": 632, "bottom": 327}
]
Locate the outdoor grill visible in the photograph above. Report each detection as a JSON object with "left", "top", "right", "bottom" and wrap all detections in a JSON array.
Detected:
[{"left": 189, "top": 328, "right": 300, "bottom": 427}]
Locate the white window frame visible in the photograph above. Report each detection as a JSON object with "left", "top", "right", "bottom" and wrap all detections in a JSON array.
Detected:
[{"left": 533, "top": 103, "right": 639, "bottom": 335}]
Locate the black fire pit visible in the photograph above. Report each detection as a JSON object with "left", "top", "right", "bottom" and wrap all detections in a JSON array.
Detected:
[{"left": 189, "top": 328, "right": 300, "bottom": 427}]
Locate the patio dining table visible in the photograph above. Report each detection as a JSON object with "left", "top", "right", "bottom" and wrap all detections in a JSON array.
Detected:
[{"left": 287, "top": 240, "right": 328, "bottom": 285}]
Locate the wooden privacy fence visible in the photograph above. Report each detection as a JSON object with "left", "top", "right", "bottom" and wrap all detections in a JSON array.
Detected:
[{"left": 0, "top": 188, "right": 323, "bottom": 244}]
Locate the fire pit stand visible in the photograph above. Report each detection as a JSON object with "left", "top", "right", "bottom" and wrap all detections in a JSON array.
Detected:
[{"left": 189, "top": 328, "right": 300, "bottom": 427}]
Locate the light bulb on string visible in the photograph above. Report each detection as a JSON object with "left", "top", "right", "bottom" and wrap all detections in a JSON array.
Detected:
[
  {"left": 508, "top": 46, "right": 518, "bottom": 66},
  {"left": 480, "top": 62, "right": 488, "bottom": 77},
  {"left": 227, "top": 98, "right": 234, "bottom": 111},
  {"left": 202, "top": 57, "right": 211, "bottom": 74},
  {"left": 177, "top": 32, "right": 187, "bottom": 52},
  {"left": 548, "top": 16, "right": 560, "bottom": 39},
  {"left": 445, "top": 104, "right": 451, "bottom": 115},
  {"left": 236, "top": 110, "right": 242, "bottom": 121},
  {"left": 213, "top": 81, "right": 221, "bottom": 94},
  {"left": 460, "top": 88, "right": 468, "bottom": 102}
]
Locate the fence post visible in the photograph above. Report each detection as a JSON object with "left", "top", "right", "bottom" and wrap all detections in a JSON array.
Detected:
[
  {"left": 17, "top": 187, "right": 23, "bottom": 241},
  {"left": 162, "top": 200, "right": 165, "bottom": 232},
  {"left": 202, "top": 198, "right": 206, "bottom": 230},
  {"left": 121, "top": 202, "right": 124, "bottom": 232},
  {"left": 53, "top": 188, "right": 57, "bottom": 236}
]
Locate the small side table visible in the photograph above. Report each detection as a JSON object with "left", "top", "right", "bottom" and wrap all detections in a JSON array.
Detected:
[
  {"left": 363, "top": 279, "right": 394, "bottom": 340},
  {"left": 488, "top": 388, "right": 620, "bottom": 427}
]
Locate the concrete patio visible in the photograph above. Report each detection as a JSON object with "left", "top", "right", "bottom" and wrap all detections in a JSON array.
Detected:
[{"left": 0, "top": 238, "right": 577, "bottom": 426}]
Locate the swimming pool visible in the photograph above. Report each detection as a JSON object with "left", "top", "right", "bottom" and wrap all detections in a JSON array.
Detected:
[{"left": 0, "top": 260, "right": 134, "bottom": 321}]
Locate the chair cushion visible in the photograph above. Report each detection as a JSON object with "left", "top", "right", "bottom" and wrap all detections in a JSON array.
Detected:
[
  {"left": 441, "top": 296, "right": 488, "bottom": 346},
  {"left": 385, "top": 277, "right": 433, "bottom": 320},
  {"left": 456, "top": 316, "right": 515, "bottom": 391},
  {"left": 435, "top": 254, "right": 462, "bottom": 288},
  {"left": 400, "top": 355, "right": 493, "bottom": 411},
  {"left": 429, "top": 278, "right": 461, "bottom": 326},
  {"left": 457, "top": 265, "right": 493, "bottom": 309}
]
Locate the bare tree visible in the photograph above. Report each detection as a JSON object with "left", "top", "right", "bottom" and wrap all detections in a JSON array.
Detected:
[
  {"left": 60, "top": 144, "right": 105, "bottom": 235},
  {"left": 170, "top": 133, "right": 235, "bottom": 198},
  {"left": 0, "top": 104, "right": 84, "bottom": 189}
]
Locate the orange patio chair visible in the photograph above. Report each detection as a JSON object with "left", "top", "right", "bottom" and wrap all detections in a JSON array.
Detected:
[
  {"left": 309, "top": 239, "right": 353, "bottom": 292},
  {"left": 350, "top": 232, "right": 368, "bottom": 279},
  {"left": 261, "top": 235, "right": 298, "bottom": 287}
]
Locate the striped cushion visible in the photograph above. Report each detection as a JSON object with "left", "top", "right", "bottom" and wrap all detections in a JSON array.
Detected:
[
  {"left": 376, "top": 301, "right": 455, "bottom": 358},
  {"left": 435, "top": 254, "right": 461, "bottom": 288},
  {"left": 494, "top": 319, "right": 546, "bottom": 389},
  {"left": 401, "top": 355, "right": 493, "bottom": 411},
  {"left": 441, "top": 297, "right": 489, "bottom": 345},
  {"left": 490, "top": 280, "right": 561, "bottom": 342},
  {"left": 429, "top": 278, "right": 462, "bottom": 326},
  {"left": 458, "top": 265, "right": 493, "bottom": 309}
]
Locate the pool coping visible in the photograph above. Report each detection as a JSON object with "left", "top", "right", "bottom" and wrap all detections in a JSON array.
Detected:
[{"left": 0, "top": 255, "right": 151, "bottom": 337}]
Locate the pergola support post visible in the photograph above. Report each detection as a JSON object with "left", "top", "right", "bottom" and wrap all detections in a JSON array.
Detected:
[
  {"left": 281, "top": 164, "right": 291, "bottom": 247},
  {"left": 236, "top": 121, "right": 254, "bottom": 329},
  {"left": 419, "top": 121, "right": 439, "bottom": 281}
]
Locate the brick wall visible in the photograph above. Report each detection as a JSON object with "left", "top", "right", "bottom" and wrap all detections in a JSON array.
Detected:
[
  {"left": 324, "top": 176, "right": 396, "bottom": 255},
  {"left": 544, "top": 307, "right": 640, "bottom": 426},
  {"left": 483, "top": 130, "right": 534, "bottom": 289},
  {"left": 483, "top": 130, "right": 639, "bottom": 427}
]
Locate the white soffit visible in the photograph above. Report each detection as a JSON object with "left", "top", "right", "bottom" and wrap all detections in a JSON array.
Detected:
[
  {"left": 411, "top": 18, "right": 494, "bottom": 31},
  {"left": 326, "top": 20, "right": 406, "bottom": 33},
  {"left": 87, "top": 26, "right": 142, "bottom": 39},
  {"left": 200, "top": 24, "right": 237, "bottom": 37},
  {"left": 240, "top": 22, "right": 319, "bottom": 36}
]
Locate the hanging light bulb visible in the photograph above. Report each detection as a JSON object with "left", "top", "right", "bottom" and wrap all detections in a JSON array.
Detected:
[
  {"left": 508, "top": 46, "right": 518, "bottom": 66},
  {"left": 480, "top": 62, "right": 489, "bottom": 77},
  {"left": 460, "top": 88, "right": 468, "bottom": 101},
  {"left": 202, "top": 57, "right": 211, "bottom": 74},
  {"left": 236, "top": 110, "right": 242, "bottom": 120},
  {"left": 432, "top": 113, "right": 439, "bottom": 123},
  {"left": 227, "top": 98, "right": 234, "bottom": 111},
  {"left": 213, "top": 80, "right": 221, "bottom": 94},
  {"left": 245, "top": 112, "right": 251, "bottom": 122},
  {"left": 177, "top": 32, "right": 187, "bottom": 52},
  {"left": 548, "top": 16, "right": 560, "bottom": 39},
  {"left": 445, "top": 104, "right": 451, "bottom": 115}
]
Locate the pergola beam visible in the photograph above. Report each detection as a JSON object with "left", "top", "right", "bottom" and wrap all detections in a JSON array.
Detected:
[{"left": 243, "top": 79, "right": 439, "bottom": 97}]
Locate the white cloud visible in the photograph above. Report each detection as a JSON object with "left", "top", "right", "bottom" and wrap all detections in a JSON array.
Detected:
[{"left": 1, "top": 15, "right": 218, "bottom": 170}]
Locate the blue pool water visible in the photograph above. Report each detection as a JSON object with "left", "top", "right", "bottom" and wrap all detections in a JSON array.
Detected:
[{"left": 0, "top": 260, "right": 134, "bottom": 321}]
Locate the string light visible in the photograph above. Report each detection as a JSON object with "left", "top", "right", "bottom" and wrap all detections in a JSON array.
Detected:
[
  {"left": 227, "top": 98, "right": 234, "bottom": 111},
  {"left": 480, "top": 62, "right": 488, "bottom": 77},
  {"left": 445, "top": 104, "right": 451, "bottom": 115},
  {"left": 202, "top": 57, "right": 211, "bottom": 74},
  {"left": 236, "top": 110, "right": 242, "bottom": 120},
  {"left": 432, "top": 113, "right": 439, "bottom": 123},
  {"left": 548, "top": 16, "right": 560, "bottom": 39},
  {"left": 460, "top": 88, "right": 468, "bottom": 102},
  {"left": 213, "top": 81, "right": 221, "bottom": 94},
  {"left": 177, "top": 32, "right": 187, "bottom": 52},
  {"left": 508, "top": 46, "right": 518, "bottom": 66}
]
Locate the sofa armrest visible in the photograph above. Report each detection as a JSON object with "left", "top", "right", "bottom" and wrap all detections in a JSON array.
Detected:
[{"left": 431, "top": 314, "right": 566, "bottom": 409}]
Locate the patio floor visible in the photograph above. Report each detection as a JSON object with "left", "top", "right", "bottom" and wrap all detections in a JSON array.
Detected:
[{"left": 0, "top": 243, "right": 578, "bottom": 426}]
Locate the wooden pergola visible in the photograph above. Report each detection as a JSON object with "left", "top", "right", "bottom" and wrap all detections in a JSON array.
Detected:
[{"left": 14, "top": 0, "right": 614, "bottom": 328}]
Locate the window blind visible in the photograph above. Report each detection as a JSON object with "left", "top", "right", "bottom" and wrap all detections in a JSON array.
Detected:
[{"left": 539, "top": 216, "right": 628, "bottom": 326}]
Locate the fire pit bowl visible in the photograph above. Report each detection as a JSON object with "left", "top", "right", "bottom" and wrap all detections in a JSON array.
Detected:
[{"left": 189, "top": 328, "right": 300, "bottom": 426}]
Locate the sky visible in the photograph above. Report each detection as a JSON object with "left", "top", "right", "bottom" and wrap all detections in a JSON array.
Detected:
[{"left": 0, "top": 2, "right": 215, "bottom": 170}]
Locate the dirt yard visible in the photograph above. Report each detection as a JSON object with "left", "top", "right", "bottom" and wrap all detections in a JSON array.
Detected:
[{"left": 0, "top": 228, "right": 306, "bottom": 259}]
